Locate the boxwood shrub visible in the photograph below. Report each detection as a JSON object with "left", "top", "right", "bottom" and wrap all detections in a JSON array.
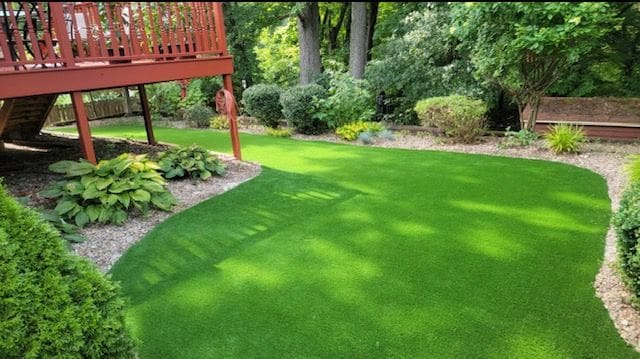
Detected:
[
  {"left": 414, "top": 95, "right": 487, "bottom": 143},
  {"left": 613, "top": 183, "right": 640, "bottom": 299},
  {"left": 0, "top": 183, "right": 136, "bottom": 358},
  {"left": 242, "top": 84, "right": 283, "bottom": 128},
  {"left": 280, "top": 84, "right": 328, "bottom": 135}
]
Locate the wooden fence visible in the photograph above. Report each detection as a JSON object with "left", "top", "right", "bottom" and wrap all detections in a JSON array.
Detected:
[
  {"left": 527, "top": 97, "right": 640, "bottom": 140},
  {"left": 46, "top": 98, "right": 141, "bottom": 125}
]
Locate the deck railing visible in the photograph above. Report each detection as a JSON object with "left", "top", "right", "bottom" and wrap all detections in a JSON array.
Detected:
[{"left": 0, "top": 2, "right": 226, "bottom": 71}]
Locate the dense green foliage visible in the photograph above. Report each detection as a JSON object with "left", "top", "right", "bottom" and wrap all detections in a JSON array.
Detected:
[
  {"left": 336, "top": 121, "right": 384, "bottom": 141},
  {"left": 415, "top": 95, "right": 487, "bottom": 143},
  {"left": 0, "top": 183, "right": 136, "bottom": 358},
  {"left": 280, "top": 84, "right": 328, "bottom": 134},
  {"left": 41, "top": 155, "right": 175, "bottom": 226},
  {"left": 500, "top": 128, "right": 539, "bottom": 148},
  {"left": 63, "top": 126, "right": 634, "bottom": 358},
  {"left": 183, "top": 104, "right": 215, "bottom": 129},
  {"left": 454, "top": 2, "right": 619, "bottom": 130},
  {"left": 255, "top": 18, "right": 300, "bottom": 87},
  {"left": 313, "top": 71, "right": 375, "bottom": 129},
  {"left": 210, "top": 115, "right": 230, "bottom": 130},
  {"left": 157, "top": 145, "right": 226, "bottom": 181},
  {"left": 265, "top": 127, "right": 292, "bottom": 137},
  {"left": 614, "top": 183, "right": 640, "bottom": 300},
  {"left": 544, "top": 123, "right": 586, "bottom": 154},
  {"left": 146, "top": 82, "right": 182, "bottom": 119},
  {"left": 241, "top": 84, "right": 284, "bottom": 128}
]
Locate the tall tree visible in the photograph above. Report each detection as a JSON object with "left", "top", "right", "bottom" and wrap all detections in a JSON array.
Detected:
[
  {"left": 297, "top": 2, "right": 322, "bottom": 84},
  {"left": 367, "top": 2, "right": 379, "bottom": 61},
  {"left": 349, "top": 2, "right": 368, "bottom": 78}
]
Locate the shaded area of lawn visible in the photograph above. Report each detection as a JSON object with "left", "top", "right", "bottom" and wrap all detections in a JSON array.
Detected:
[{"left": 55, "top": 126, "right": 636, "bottom": 357}]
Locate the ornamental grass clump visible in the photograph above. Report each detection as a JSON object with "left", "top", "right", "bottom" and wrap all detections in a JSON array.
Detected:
[{"left": 544, "top": 123, "right": 586, "bottom": 154}]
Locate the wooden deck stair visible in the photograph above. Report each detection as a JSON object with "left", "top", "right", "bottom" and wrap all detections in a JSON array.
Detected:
[{"left": 0, "top": 95, "right": 57, "bottom": 141}]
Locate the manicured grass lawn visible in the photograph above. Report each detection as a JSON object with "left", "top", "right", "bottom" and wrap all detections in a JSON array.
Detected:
[{"left": 56, "top": 126, "right": 636, "bottom": 357}]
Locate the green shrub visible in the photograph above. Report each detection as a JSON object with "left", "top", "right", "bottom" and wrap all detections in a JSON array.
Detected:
[
  {"left": 336, "top": 121, "right": 384, "bottom": 141},
  {"left": 500, "top": 127, "right": 539, "bottom": 147},
  {"left": 157, "top": 145, "right": 226, "bottom": 181},
  {"left": 241, "top": 84, "right": 283, "bottom": 128},
  {"left": 280, "top": 84, "right": 328, "bottom": 135},
  {"left": 0, "top": 183, "right": 136, "bottom": 358},
  {"left": 613, "top": 183, "right": 640, "bottom": 299},
  {"left": 266, "top": 127, "right": 292, "bottom": 138},
  {"left": 183, "top": 104, "right": 215, "bottom": 128},
  {"left": 544, "top": 123, "right": 586, "bottom": 154},
  {"left": 414, "top": 95, "right": 487, "bottom": 143},
  {"left": 146, "top": 81, "right": 182, "bottom": 119},
  {"left": 41, "top": 154, "right": 176, "bottom": 227},
  {"left": 625, "top": 155, "right": 640, "bottom": 183},
  {"left": 313, "top": 71, "right": 375, "bottom": 129},
  {"left": 210, "top": 115, "right": 230, "bottom": 130}
]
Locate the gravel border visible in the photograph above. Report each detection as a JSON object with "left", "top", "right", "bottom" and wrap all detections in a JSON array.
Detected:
[{"left": 72, "top": 156, "right": 261, "bottom": 272}]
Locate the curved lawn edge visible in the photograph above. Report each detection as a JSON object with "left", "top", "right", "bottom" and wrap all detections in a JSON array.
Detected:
[{"left": 50, "top": 126, "right": 638, "bottom": 354}]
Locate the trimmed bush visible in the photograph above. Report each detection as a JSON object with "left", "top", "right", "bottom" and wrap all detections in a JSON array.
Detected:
[
  {"left": 242, "top": 84, "right": 283, "bottom": 128},
  {"left": 544, "top": 123, "right": 586, "bottom": 154},
  {"left": 415, "top": 95, "right": 487, "bottom": 143},
  {"left": 336, "top": 121, "right": 384, "bottom": 141},
  {"left": 0, "top": 183, "right": 136, "bottom": 358},
  {"left": 210, "top": 115, "right": 230, "bottom": 130},
  {"left": 613, "top": 183, "right": 640, "bottom": 299},
  {"left": 280, "top": 84, "right": 328, "bottom": 135},
  {"left": 183, "top": 104, "right": 215, "bottom": 128},
  {"left": 41, "top": 154, "right": 176, "bottom": 227},
  {"left": 157, "top": 145, "right": 226, "bottom": 181}
]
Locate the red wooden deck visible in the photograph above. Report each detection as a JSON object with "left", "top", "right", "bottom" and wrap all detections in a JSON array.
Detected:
[{"left": 0, "top": 2, "right": 241, "bottom": 162}]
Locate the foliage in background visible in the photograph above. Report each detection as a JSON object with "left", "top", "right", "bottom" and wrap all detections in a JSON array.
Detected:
[
  {"left": 500, "top": 127, "right": 539, "bottom": 148},
  {"left": 146, "top": 82, "right": 182, "bottom": 119},
  {"left": 242, "top": 84, "right": 284, "bottom": 128},
  {"left": 41, "top": 155, "right": 175, "bottom": 227},
  {"left": 181, "top": 77, "right": 222, "bottom": 110},
  {"left": 366, "top": 3, "right": 486, "bottom": 125},
  {"left": 544, "top": 123, "right": 586, "bottom": 154},
  {"left": 280, "top": 84, "right": 328, "bottom": 135},
  {"left": 336, "top": 121, "right": 384, "bottom": 141},
  {"left": 157, "top": 145, "right": 226, "bottom": 181},
  {"left": 255, "top": 18, "right": 300, "bottom": 87},
  {"left": 266, "top": 128, "right": 292, "bottom": 138},
  {"left": 0, "top": 183, "right": 136, "bottom": 358},
  {"left": 613, "top": 182, "right": 640, "bottom": 302},
  {"left": 183, "top": 104, "right": 215, "bottom": 129},
  {"left": 454, "top": 2, "right": 619, "bottom": 130},
  {"left": 210, "top": 115, "right": 230, "bottom": 130},
  {"left": 313, "top": 71, "right": 375, "bottom": 129},
  {"left": 415, "top": 95, "right": 487, "bottom": 143}
]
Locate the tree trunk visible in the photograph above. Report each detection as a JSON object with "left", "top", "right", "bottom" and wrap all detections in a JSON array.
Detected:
[
  {"left": 349, "top": 2, "right": 368, "bottom": 79},
  {"left": 122, "top": 87, "right": 132, "bottom": 115},
  {"left": 297, "top": 2, "right": 322, "bottom": 85},
  {"left": 329, "top": 3, "right": 349, "bottom": 51},
  {"left": 367, "top": 2, "right": 378, "bottom": 62},
  {"left": 527, "top": 95, "right": 541, "bottom": 131}
]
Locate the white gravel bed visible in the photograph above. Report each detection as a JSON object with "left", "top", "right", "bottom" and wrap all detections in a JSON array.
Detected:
[{"left": 72, "top": 156, "right": 261, "bottom": 272}]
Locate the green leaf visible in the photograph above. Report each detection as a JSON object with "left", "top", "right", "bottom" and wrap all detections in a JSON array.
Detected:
[
  {"left": 106, "top": 194, "right": 119, "bottom": 206},
  {"left": 117, "top": 193, "right": 131, "bottom": 208},
  {"left": 67, "top": 161, "right": 96, "bottom": 177},
  {"left": 98, "top": 207, "right": 115, "bottom": 223},
  {"left": 166, "top": 167, "right": 185, "bottom": 179},
  {"left": 95, "top": 177, "right": 114, "bottom": 190},
  {"left": 80, "top": 175, "right": 100, "bottom": 188},
  {"left": 40, "top": 187, "right": 63, "bottom": 198},
  {"left": 130, "top": 189, "right": 151, "bottom": 202},
  {"left": 54, "top": 200, "right": 77, "bottom": 216},
  {"left": 82, "top": 185, "right": 102, "bottom": 200},
  {"left": 113, "top": 209, "right": 128, "bottom": 225},
  {"left": 75, "top": 211, "right": 90, "bottom": 228},
  {"left": 199, "top": 170, "right": 212, "bottom": 180},
  {"left": 64, "top": 181, "right": 85, "bottom": 195},
  {"left": 141, "top": 182, "right": 164, "bottom": 193},
  {"left": 86, "top": 205, "right": 101, "bottom": 222},
  {"left": 49, "top": 160, "right": 77, "bottom": 174},
  {"left": 64, "top": 234, "right": 86, "bottom": 243}
]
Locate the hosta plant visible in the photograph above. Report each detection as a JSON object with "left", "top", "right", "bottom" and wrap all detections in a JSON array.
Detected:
[
  {"left": 41, "top": 154, "right": 176, "bottom": 227},
  {"left": 157, "top": 145, "right": 226, "bottom": 181}
]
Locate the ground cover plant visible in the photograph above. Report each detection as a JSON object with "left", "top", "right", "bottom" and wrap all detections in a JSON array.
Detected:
[
  {"left": 55, "top": 125, "right": 636, "bottom": 358},
  {"left": 156, "top": 145, "right": 226, "bottom": 181}
]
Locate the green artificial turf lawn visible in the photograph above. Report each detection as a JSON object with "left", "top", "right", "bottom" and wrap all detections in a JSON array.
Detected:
[{"left": 56, "top": 125, "right": 636, "bottom": 357}]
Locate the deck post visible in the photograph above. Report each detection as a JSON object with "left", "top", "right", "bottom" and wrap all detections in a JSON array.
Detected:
[
  {"left": 223, "top": 74, "right": 242, "bottom": 160},
  {"left": 138, "top": 84, "right": 156, "bottom": 145},
  {"left": 70, "top": 92, "right": 97, "bottom": 164}
]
